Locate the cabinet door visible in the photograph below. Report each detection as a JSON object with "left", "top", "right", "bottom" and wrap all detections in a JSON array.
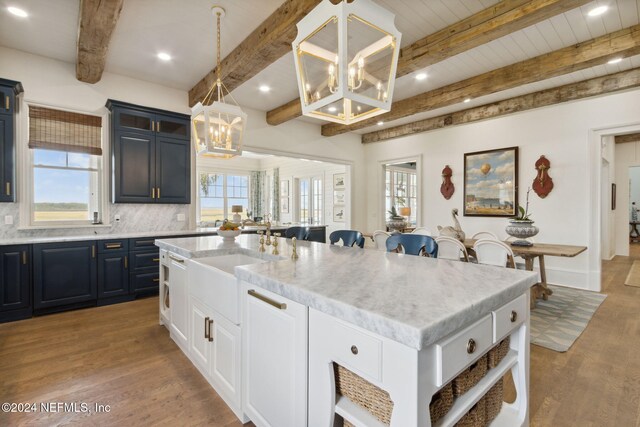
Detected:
[
  {"left": 129, "top": 270, "right": 159, "bottom": 293},
  {"left": 97, "top": 252, "right": 129, "bottom": 299},
  {"left": 211, "top": 311, "right": 242, "bottom": 412},
  {"left": 190, "top": 296, "right": 211, "bottom": 376},
  {"left": 155, "top": 113, "right": 190, "bottom": 140},
  {"left": 155, "top": 136, "right": 190, "bottom": 204},
  {"left": 113, "top": 107, "right": 154, "bottom": 135},
  {"left": 169, "top": 253, "right": 188, "bottom": 351},
  {"left": 0, "top": 113, "right": 14, "bottom": 202},
  {"left": 243, "top": 284, "right": 308, "bottom": 427},
  {"left": 33, "top": 241, "right": 97, "bottom": 310},
  {"left": 0, "top": 245, "right": 30, "bottom": 312},
  {"left": 113, "top": 131, "right": 155, "bottom": 203}
]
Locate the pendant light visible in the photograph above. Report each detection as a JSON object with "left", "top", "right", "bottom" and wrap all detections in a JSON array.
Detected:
[
  {"left": 192, "top": 6, "right": 247, "bottom": 158},
  {"left": 292, "top": 0, "right": 401, "bottom": 125}
]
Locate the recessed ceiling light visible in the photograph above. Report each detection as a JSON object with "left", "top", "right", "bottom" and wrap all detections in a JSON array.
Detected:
[
  {"left": 608, "top": 57, "right": 623, "bottom": 64},
  {"left": 415, "top": 73, "right": 427, "bottom": 81},
  {"left": 463, "top": 98, "right": 471, "bottom": 103},
  {"left": 587, "top": 5, "right": 608, "bottom": 17},
  {"left": 259, "top": 85, "right": 271, "bottom": 93},
  {"left": 377, "top": 121, "right": 384, "bottom": 126},
  {"left": 7, "top": 6, "right": 28, "bottom": 17},
  {"left": 157, "top": 52, "right": 172, "bottom": 61},
  {"left": 328, "top": 106, "right": 337, "bottom": 112}
]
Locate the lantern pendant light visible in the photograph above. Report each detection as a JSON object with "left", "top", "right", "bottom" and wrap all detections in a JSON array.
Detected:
[
  {"left": 192, "top": 6, "right": 247, "bottom": 159},
  {"left": 292, "top": 0, "right": 401, "bottom": 125}
]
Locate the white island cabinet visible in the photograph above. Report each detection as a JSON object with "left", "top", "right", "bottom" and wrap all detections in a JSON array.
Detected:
[{"left": 155, "top": 235, "right": 538, "bottom": 427}]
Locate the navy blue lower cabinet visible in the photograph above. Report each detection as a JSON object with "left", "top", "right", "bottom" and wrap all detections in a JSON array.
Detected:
[
  {"left": 0, "top": 245, "right": 31, "bottom": 322},
  {"left": 33, "top": 241, "right": 98, "bottom": 312},
  {"left": 98, "top": 252, "right": 130, "bottom": 301}
]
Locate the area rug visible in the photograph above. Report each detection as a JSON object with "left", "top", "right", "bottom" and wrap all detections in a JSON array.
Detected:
[
  {"left": 530, "top": 285, "right": 607, "bottom": 352},
  {"left": 624, "top": 260, "right": 640, "bottom": 287}
]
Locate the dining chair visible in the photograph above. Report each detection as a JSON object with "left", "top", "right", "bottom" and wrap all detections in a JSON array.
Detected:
[
  {"left": 285, "top": 226, "right": 309, "bottom": 240},
  {"left": 471, "top": 231, "right": 499, "bottom": 240},
  {"left": 372, "top": 230, "right": 391, "bottom": 251},
  {"left": 329, "top": 230, "right": 365, "bottom": 248},
  {"left": 386, "top": 234, "right": 438, "bottom": 257},
  {"left": 435, "top": 236, "right": 469, "bottom": 262},
  {"left": 473, "top": 239, "right": 515, "bottom": 268},
  {"left": 411, "top": 227, "right": 432, "bottom": 236}
]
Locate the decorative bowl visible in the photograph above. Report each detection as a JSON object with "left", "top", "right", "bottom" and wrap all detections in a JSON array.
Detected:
[
  {"left": 505, "top": 219, "right": 538, "bottom": 246},
  {"left": 218, "top": 229, "right": 242, "bottom": 241}
]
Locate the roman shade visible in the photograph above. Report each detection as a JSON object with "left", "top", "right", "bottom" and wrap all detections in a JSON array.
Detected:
[{"left": 28, "top": 106, "right": 102, "bottom": 155}]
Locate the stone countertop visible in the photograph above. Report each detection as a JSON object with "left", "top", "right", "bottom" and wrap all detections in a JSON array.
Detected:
[
  {"left": 156, "top": 234, "right": 538, "bottom": 351},
  {"left": 0, "top": 224, "right": 323, "bottom": 246}
]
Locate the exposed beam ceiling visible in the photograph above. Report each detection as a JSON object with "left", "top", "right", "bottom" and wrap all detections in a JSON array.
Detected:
[
  {"left": 188, "top": 0, "right": 328, "bottom": 107},
  {"left": 615, "top": 132, "right": 640, "bottom": 144},
  {"left": 266, "top": 0, "right": 593, "bottom": 126},
  {"left": 322, "top": 23, "right": 640, "bottom": 137},
  {"left": 76, "top": 0, "right": 124, "bottom": 84},
  {"left": 362, "top": 68, "right": 640, "bottom": 143}
]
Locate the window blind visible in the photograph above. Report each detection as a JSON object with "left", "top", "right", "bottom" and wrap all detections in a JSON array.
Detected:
[{"left": 28, "top": 106, "right": 102, "bottom": 155}]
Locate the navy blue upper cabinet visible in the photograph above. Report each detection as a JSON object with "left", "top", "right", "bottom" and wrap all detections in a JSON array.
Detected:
[
  {"left": 107, "top": 100, "right": 191, "bottom": 204},
  {"left": 33, "top": 241, "right": 97, "bottom": 311},
  {"left": 0, "top": 245, "right": 31, "bottom": 322},
  {"left": 0, "top": 78, "right": 23, "bottom": 203}
]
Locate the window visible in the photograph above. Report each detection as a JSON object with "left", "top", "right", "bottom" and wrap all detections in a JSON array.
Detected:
[
  {"left": 385, "top": 167, "right": 417, "bottom": 225},
  {"left": 199, "top": 172, "right": 249, "bottom": 223},
  {"left": 27, "top": 105, "right": 104, "bottom": 226},
  {"left": 298, "top": 176, "right": 323, "bottom": 225}
]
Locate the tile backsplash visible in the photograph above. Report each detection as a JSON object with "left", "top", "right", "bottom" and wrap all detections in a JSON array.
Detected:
[{"left": 0, "top": 203, "right": 191, "bottom": 240}]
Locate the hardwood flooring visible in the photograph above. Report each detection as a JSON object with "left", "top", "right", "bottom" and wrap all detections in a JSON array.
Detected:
[{"left": 1, "top": 249, "right": 640, "bottom": 426}]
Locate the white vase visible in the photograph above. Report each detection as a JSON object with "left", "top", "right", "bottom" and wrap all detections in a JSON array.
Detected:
[{"left": 505, "top": 220, "right": 539, "bottom": 246}]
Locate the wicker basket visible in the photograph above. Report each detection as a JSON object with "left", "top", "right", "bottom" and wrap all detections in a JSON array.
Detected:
[
  {"left": 455, "top": 396, "right": 487, "bottom": 427},
  {"left": 429, "top": 382, "right": 454, "bottom": 424},
  {"left": 334, "top": 363, "right": 394, "bottom": 425},
  {"left": 487, "top": 336, "right": 510, "bottom": 369},
  {"left": 452, "top": 354, "right": 488, "bottom": 397},
  {"left": 485, "top": 377, "right": 504, "bottom": 422}
]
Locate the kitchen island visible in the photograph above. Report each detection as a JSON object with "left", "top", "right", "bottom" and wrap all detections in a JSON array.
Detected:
[{"left": 156, "top": 234, "right": 537, "bottom": 427}]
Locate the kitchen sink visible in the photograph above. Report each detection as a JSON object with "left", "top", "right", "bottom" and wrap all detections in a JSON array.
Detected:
[{"left": 194, "top": 253, "right": 267, "bottom": 275}]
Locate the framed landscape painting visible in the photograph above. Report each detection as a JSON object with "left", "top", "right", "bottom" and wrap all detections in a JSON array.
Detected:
[{"left": 463, "top": 147, "right": 518, "bottom": 217}]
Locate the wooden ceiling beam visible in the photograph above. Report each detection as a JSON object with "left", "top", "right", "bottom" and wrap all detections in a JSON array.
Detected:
[
  {"left": 615, "top": 133, "right": 640, "bottom": 144},
  {"left": 361, "top": 68, "right": 640, "bottom": 144},
  {"left": 76, "top": 0, "right": 124, "bottom": 84},
  {"left": 323, "top": 24, "right": 640, "bottom": 137},
  {"left": 266, "top": 0, "right": 592, "bottom": 126},
  {"left": 188, "top": 0, "right": 325, "bottom": 107}
]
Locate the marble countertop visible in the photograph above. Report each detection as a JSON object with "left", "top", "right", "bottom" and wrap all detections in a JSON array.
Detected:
[
  {"left": 156, "top": 234, "right": 538, "bottom": 351},
  {"left": 0, "top": 224, "right": 322, "bottom": 246}
]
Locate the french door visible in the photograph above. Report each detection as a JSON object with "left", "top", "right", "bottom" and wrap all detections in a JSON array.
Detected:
[{"left": 298, "top": 176, "right": 323, "bottom": 225}]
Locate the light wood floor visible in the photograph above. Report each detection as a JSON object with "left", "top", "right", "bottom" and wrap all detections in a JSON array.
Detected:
[{"left": 1, "top": 250, "right": 640, "bottom": 427}]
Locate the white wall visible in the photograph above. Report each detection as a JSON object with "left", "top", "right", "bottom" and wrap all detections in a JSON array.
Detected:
[{"left": 364, "top": 88, "right": 640, "bottom": 290}]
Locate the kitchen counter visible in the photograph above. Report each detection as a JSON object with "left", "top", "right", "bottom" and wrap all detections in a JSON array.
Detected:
[
  {"left": 0, "top": 224, "right": 324, "bottom": 246},
  {"left": 156, "top": 234, "right": 537, "bottom": 351}
]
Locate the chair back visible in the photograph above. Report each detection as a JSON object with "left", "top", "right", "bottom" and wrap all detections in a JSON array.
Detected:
[
  {"left": 435, "top": 236, "right": 469, "bottom": 262},
  {"left": 471, "top": 231, "right": 499, "bottom": 240},
  {"left": 386, "top": 234, "right": 438, "bottom": 257},
  {"left": 473, "top": 239, "right": 515, "bottom": 268},
  {"left": 372, "top": 230, "right": 391, "bottom": 251},
  {"left": 411, "top": 227, "right": 432, "bottom": 236},
  {"left": 329, "top": 230, "right": 365, "bottom": 248},
  {"left": 285, "top": 226, "right": 309, "bottom": 240}
]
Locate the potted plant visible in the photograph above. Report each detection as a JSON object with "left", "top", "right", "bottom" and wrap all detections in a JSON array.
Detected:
[
  {"left": 505, "top": 188, "right": 539, "bottom": 246},
  {"left": 386, "top": 206, "right": 407, "bottom": 232}
]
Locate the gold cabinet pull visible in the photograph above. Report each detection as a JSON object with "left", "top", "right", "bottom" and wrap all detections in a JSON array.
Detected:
[
  {"left": 157, "top": 187, "right": 160, "bottom": 199},
  {"left": 248, "top": 289, "right": 287, "bottom": 310},
  {"left": 124, "top": 255, "right": 128, "bottom": 269},
  {"left": 168, "top": 255, "right": 184, "bottom": 263},
  {"left": 152, "top": 258, "right": 160, "bottom": 262},
  {"left": 208, "top": 319, "right": 214, "bottom": 342},
  {"left": 152, "top": 278, "right": 159, "bottom": 282},
  {"left": 22, "top": 251, "right": 27, "bottom": 265},
  {"left": 151, "top": 120, "right": 155, "bottom": 132},
  {"left": 105, "top": 243, "right": 122, "bottom": 249},
  {"left": 152, "top": 188, "right": 156, "bottom": 199},
  {"left": 92, "top": 245, "right": 96, "bottom": 258},
  {"left": 4, "top": 95, "right": 9, "bottom": 110},
  {"left": 204, "top": 317, "right": 210, "bottom": 339},
  {"left": 5, "top": 182, "right": 10, "bottom": 196},
  {"left": 467, "top": 338, "right": 477, "bottom": 354}
]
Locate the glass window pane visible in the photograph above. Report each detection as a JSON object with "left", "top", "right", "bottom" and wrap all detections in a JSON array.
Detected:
[
  {"left": 68, "top": 152, "right": 91, "bottom": 168},
  {"left": 33, "top": 149, "right": 66, "bottom": 167},
  {"left": 33, "top": 168, "right": 91, "bottom": 222}
]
